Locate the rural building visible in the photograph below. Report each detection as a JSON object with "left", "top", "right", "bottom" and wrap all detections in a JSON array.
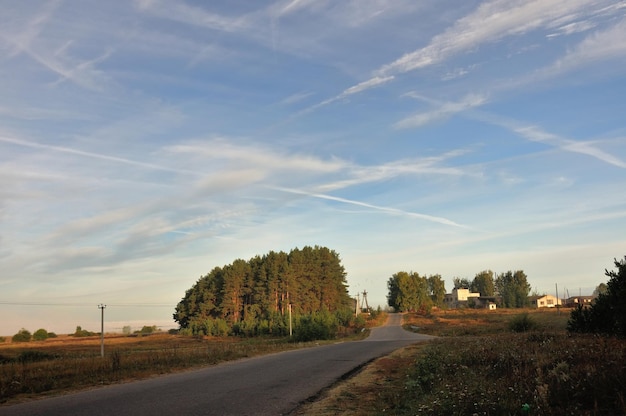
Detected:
[
  {"left": 474, "top": 296, "right": 497, "bottom": 310},
  {"left": 564, "top": 295, "right": 595, "bottom": 308},
  {"left": 444, "top": 288, "right": 481, "bottom": 308},
  {"left": 529, "top": 294, "right": 561, "bottom": 308}
]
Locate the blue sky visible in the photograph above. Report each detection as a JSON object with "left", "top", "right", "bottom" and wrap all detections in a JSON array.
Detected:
[{"left": 1, "top": 0, "right": 625, "bottom": 335}]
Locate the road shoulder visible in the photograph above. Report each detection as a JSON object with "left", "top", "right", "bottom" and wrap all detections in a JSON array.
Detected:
[{"left": 289, "top": 342, "right": 428, "bottom": 415}]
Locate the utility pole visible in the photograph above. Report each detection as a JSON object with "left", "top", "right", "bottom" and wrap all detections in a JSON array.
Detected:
[
  {"left": 98, "top": 304, "right": 106, "bottom": 357},
  {"left": 555, "top": 283, "right": 559, "bottom": 315},
  {"left": 288, "top": 304, "right": 292, "bottom": 337}
]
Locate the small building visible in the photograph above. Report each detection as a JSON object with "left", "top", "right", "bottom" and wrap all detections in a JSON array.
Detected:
[
  {"left": 474, "top": 296, "right": 498, "bottom": 310},
  {"left": 564, "top": 295, "right": 595, "bottom": 308},
  {"left": 529, "top": 294, "right": 561, "bottom": 308},
  {"left": 444, "top": 288, "right": 481, "bottom": 308}
]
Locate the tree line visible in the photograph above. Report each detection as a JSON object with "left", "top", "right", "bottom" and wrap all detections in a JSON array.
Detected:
[
  {"left": 387, "top": 269, "right": 532, "bottom": 311},
  {"left": 174, "top": 246, "right": 354, "bottom": 337}
]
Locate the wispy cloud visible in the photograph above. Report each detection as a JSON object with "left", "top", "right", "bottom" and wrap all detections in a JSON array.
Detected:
[
  {"left": 134, "top": 0, "right": 248, "bottom": 32},
  {"left": 0, "top": 2, "right": 113, "bottom": 91},
  {"left": 541, "top": 18, "right": 626, "bottom": 75},
  {"left": 477, "top": 114, "right": 626, "bottom": 168},
  {"left": 316, "top": 150, "right": 475, "bottom": 192},
  {"left": 299, "top": 76, "right": 394, "bottom": 114},
  {"left": 395, "top": 93, "right": 488, "bottom": 129},
  {"left": 273, "top": 186, "right": 469, "bottom": 228},
  {"left": 376, "top": 0, "right": 611, "bottom": 77},
  {"left": 303, "top": 0, "right": 616, "bottom": 107},
  {"left": 0, "top": 136, "right": 197, "bottom": 176},
  {"left": 164, "top": 138, "right": 346, "bottom": 173}
]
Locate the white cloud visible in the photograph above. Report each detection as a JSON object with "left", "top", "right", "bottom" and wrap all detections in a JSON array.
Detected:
[
  {"left": 376, "top": 0, "right": 608, "bottom": 77},
  {"left": 134, "top": 0, "right": 248, "bottom": 32},
  {"left": 476, "top": 115, "right": 626, "bottom": 168},
  {"left": 395, "top": 93, "right": 488, "bottom": 129},
  {"left": 544, "top": 19, "right": 626, "bottom": 74}
]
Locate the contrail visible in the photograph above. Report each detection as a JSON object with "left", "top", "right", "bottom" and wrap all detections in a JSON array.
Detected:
[
  {"left": 272, "top": 186, "right": 469, "bottom": 228},
  {"left": 0, "top": 135, "right": 199, "bottom": 176}
]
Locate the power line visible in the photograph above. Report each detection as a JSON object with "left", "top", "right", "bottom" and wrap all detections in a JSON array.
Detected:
[{"left": 0, "top": 301, "right": 173, "bottom": 307}]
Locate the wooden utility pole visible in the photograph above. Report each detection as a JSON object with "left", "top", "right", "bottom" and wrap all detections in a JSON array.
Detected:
[{"left": 98, "top": 304, "right": 106, "bottom": 357}]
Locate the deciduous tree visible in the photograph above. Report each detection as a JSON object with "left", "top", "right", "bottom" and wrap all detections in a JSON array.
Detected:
[
  {"left": 495, "top": 270, "right": 531, "bottom": 308},
  {"left": 471, "top": 270, "right": 495, "bottom": 296}
]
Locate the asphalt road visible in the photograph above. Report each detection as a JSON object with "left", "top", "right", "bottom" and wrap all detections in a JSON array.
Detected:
[{"left": 2, "top": 314, "right": 433, "bottom": 416}]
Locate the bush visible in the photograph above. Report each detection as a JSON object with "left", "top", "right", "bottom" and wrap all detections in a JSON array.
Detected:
[
  {"left": 33, "top": 328, "right": 49, "bottom": 341},
  {"left": 293, "top": 311, "right": 338, "bottom": 342},
  {"left": 12, "top": 328, "right": 32, "bottom": 343},
  {"left": 568, "top": 256, "right": 626, "bottom": 336},
  {"left": 509, "top": 313, "right": 539, "bottom": 332},
  {"left": 72, "top": 326, "right": 95, "bottom": 337}
]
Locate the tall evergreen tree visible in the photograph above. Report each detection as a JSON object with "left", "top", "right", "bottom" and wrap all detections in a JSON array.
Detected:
[{"left": 174, "top": 246, "right": 351, "bottom": 335}]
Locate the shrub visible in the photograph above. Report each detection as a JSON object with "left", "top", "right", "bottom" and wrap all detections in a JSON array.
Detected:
[
  {"left": 72, "top": 326, "right": 95, "bottom": 337},
  {"left": 33, "top": 328, "right": 49, "bottom": 341},
  {"left": 12, "top": 328, "right": 32, "bottom": 343},
  {"left": 509, "top": 313, "right": 539, "bottom": 332},
  {"left": 293, "top": 311, "right": 338, "bottom": 342}
]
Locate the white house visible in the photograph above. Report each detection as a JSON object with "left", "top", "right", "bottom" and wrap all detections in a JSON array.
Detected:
[
  {"left": 444, "top": 288, "right": 481, "bottom": 308},
  {"left": 529, "top": 294, "right": 561, "bottom": 308}
]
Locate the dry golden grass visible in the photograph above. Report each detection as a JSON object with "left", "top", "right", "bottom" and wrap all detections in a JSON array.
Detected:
[{"left": 293, "top": 308, "right": 626, "bottom": 416}]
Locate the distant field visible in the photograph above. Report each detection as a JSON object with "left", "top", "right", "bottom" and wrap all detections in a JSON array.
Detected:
[{"left": 403, "top": 306, "right": 571, "bottom": 336}]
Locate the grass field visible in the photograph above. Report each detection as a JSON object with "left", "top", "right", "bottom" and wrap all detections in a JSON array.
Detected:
[{"left": 294, "top": 308, "right": 626, "bottom": 416}]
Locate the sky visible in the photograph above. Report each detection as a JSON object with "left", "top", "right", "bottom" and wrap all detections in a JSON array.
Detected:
[{"left": 1, "top": 0, "right": 625, "bottom": 335}]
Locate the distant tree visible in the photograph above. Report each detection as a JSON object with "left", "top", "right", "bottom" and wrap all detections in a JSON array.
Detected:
[
  {"left": 12, "top": 328, "right": 32, "bottom": 343},
  {"left": 568, "top": 256, "right": 626, "bottom": 337},
  {"left": 495, "top": 270, "right": 531, "bottom": 308},
  {"left": 453, "top": 277, "right": 472, "bottom": 289},
  {"left": 33, "top": 328, "right": 49, "bottom": 341},
  {"left": 471, "top": 270, "right": 495, "bottom": 296},
  {"left": 123, "top": 326, "right": 131, "bottom": 335},
  {"left": 387, "top": 271, "right": 430, "bottom": 312},
  {"left": 137, "top": 325, "right": 159, "bottom": 335},
  {"left": 427, "top": 274, "right": 446, "bottom": 307},
  {"left": 593, "top": 282, "right": 608, "bottom": 296},
  {"left": 72, "top": 326, "right": 95, "bottom": 337}
]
